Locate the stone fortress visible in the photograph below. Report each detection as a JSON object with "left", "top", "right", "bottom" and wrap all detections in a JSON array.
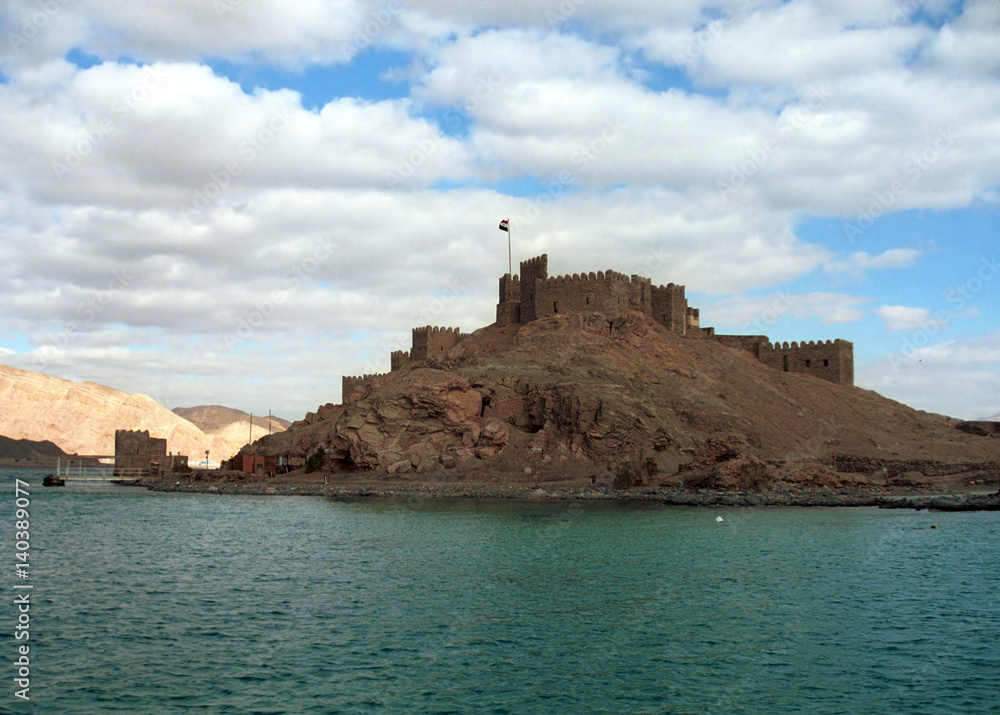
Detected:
[{"left": 343, "top": 254, "right": 853, "bottom": 399}]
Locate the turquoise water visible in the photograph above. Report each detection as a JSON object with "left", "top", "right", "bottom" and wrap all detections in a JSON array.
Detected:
[{"left": 3, "top": 467, "right": 999, "bottom": 714}]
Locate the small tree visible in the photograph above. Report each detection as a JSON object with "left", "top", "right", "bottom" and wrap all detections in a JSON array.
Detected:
[
  {"left": 614, "top": 463, "right": 637, "bottom": 489},
  {"left": 644, "top": 455, "right": 659, "bottom": 479},
  {"left": 305, "top": 447, "right": 325, "bottom": 474}
]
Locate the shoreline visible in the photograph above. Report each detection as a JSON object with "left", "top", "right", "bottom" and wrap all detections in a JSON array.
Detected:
[{"left": 131, "top": 476, "right": 1000, "bottom": 511}]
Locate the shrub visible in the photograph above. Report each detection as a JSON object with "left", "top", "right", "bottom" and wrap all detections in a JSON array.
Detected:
[
  {"left": 644, "top": 455, "right": 659, "bottom": 479},
  {"left": 614, "top": 463, "right": 637, "bottom": 489},
  {"left": 305, "top": 447, "right": 325, "bottom": 474}
]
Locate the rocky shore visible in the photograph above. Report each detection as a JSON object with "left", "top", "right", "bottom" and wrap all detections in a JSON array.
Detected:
[{"left": 133, "top": 474, "right": 1000, "bottom": 511}]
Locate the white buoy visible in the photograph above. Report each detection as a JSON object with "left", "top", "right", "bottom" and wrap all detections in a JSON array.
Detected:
[{"left": 716, "top": 516, "right": 724, "bottom": 523}]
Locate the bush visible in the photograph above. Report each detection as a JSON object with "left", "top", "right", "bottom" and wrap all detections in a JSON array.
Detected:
[
  {"left": 614, "top": 463, "right": 638, "bottom": 489},
  {"left": 644, "top": 455, "right": 659, "bottom": 479},
  {"left": 171, "top": 463, "right": 193, "bottom": 474},
  {"left": 305, "top": 447, "right": 325, "bottom": 474}
]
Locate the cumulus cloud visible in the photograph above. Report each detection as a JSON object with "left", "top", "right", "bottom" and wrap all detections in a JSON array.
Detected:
[
  {"left": 706, "top": 292, "right": 869, "bottom": 332},
  {"left": 0, "top": 0, "right": 997, "bottom": 419},
  {"left": 877, "top": 305, "right": 937, "bottom": 332}
]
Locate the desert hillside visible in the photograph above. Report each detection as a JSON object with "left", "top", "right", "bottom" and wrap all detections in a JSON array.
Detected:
[
  {"left": 247, "top": 310, "right": 1000, "bottom": 481},
  {"left": 0, "top": 365, "right": 262, "bottom": 460},
  {"left": 173, "top": 405, "right": 289, "bottom": 450}
]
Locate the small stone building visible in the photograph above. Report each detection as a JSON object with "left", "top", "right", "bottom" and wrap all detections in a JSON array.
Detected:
[{"left": 114, "top": 429, "right": 188, "bottom": 477}]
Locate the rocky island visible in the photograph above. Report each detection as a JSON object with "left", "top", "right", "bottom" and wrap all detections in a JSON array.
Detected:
[{"left": 135, "top": 253, "right": 995, "bottom": 509}]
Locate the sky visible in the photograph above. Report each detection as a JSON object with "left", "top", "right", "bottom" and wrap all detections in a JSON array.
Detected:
[{"left": 0, "top": 0, "right": 998, "bottom": 421}]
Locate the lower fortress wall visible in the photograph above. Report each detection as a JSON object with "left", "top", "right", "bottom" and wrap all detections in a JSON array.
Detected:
[{"left": 713, "top": 336, "right": 854, "bottom": 385}]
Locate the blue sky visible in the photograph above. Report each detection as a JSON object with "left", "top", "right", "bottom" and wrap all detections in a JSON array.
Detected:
[{"left": 0, "top": 0, "right": 997, "bottom": 420}]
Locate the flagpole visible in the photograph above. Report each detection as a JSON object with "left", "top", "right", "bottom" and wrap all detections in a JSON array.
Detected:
[{"left": 508, "top": 221, "right": 512, "bottom": 275}]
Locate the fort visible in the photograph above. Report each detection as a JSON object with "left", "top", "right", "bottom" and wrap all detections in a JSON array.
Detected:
[
  {"left": 342, "top": 254, "right": 853, "bottom": 401},
  {"left": 114, "top": 429, "right": 188, "bottom": 476}
]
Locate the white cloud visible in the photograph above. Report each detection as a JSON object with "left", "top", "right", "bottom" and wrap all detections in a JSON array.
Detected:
[
  {"left": 0, "top": 1, "right": 997, "bottom": 421},
  {"left": 877, "top": 305, "right": 937, "bottom": 332},
  {"left": 827, "top": 248, "right": 922, "bottom": 276},
  {"left": 860, "top": 329, "right": 1000, "bottom": 419},
  {"left": 706, "top": 292, "right": 869, "bottom": 332}
]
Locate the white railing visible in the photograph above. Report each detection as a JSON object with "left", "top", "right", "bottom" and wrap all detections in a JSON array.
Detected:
[{"left": 54, "top": 459, "right": 149, "bottom": 480}]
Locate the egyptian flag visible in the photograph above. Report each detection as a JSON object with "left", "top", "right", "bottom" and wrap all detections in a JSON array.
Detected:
[{"left": 498, "top": 219, "right": 509, "bottom": 232}]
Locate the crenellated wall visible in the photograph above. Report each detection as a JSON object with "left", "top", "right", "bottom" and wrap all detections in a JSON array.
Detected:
[
  {"left": 686, "top": 307, "right": 700, "bottom": 332},
  {"left": 391, "top": 350, "right": 411, "bottom": 371},
  {"left": 497, "top": 274, "right": 521, "bottom": 326},
  {"left": 650, "top": 283, "right": 687, "bottom": 335},
  {"left": 412, "top": 326, "right": 463, "bottom": 360},
  {"left": 342, "top": 373, "right": 387, "bottom": 403},
  {"left": 518, "top": 255, "right": 549, "bottom": 323},
  {"left": 756, "top": 339, "right": 853, "bottom": 384},
  {"left": 343, "top": 252, "right": 854, "bottom": 394}
]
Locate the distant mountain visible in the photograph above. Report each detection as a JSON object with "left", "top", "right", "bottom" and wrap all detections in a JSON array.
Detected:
[
  {"left": 0, "top": 435, "right": 68, "bottom": 460},
  {"left": 987, "top": 414, "right": 1000, "bottom": 422},
  {"left": 173, "top": 406, "right": 288, "bottom": 452},
  {"left": 0, "top": 364, "right": 245, "bottom": 460},
  {"left": 173, "top": 405, "right": 290, "bottom": 433}
]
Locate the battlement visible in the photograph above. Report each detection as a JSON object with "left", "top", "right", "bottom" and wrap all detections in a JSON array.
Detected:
[
  {"left": 412, "top": 325, "right": 463, "bottom": 360},
  {"left": 342, "top": 373, "right": 387, "bottom": 403},
  {"left": 716, "top": 336, "right": 854, "bottom": 385},
  {"left": 344, "top": 252, "right": 854, "bottom": 398},
  {"left": 520, "top": 254, "right": 548, "bottom": 279},
  {"left": 390, "top": 350, "right": 411, "bottom": 371}
]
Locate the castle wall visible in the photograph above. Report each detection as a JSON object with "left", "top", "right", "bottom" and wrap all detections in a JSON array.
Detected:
[
  {"left": 651, "top": 283, "right": 687, "bottom": 335},
  {"left": 115, "top": 429, "right": 167, "bottom": 458},
  {"left": 757, "top": 339, "right": 854, "bottom": 385},
  {"left": 713, "top": 335, "right": 769, "bottom": 357},
  {"left": 114, "top": 429, "right": 173, "bottom": 476},
  {"left": 496, "top": 274, "right": 521, "bottom": 326},
  {"left": 342, "top": 373, "right": 386, "bottom": 403},
  {"left": 412, "top": 326, "right": 462, "bottom": 360},
  {"left": 391, "top": 350, "right": 411, "bottom": 371},
  {"left": 519, "top": 255, "right": 548, "bottom": 323},
  {"left": 531, "top": 270, "right": 633, "bottom": 319}
]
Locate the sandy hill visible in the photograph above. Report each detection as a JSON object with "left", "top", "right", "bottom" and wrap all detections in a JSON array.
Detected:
[
  {"left": 0, "top": 365, "right": 257, "bottom": 460},
  {"left": 248, "top": 311, "right": 1000, "bottom": 483},
  {"left": 174, "top": 406, "right": 289, "bottom": 450}
]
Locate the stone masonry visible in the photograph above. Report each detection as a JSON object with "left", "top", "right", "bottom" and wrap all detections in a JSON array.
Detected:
[{"left": 114, "top": 429, "right": 188, "bottom": 476}]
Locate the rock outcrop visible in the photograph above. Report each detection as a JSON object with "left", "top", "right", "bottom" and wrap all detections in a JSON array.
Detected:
[{"left": 248, "top": 310, "right": 1000, "bottom": 482}]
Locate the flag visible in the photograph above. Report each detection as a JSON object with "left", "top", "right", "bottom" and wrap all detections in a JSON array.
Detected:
[{"left": 498, "top": 219, "right": 509, "bottom": 232}]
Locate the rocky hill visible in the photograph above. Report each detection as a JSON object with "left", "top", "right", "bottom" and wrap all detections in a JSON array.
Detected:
[
  {"left": 0, "top": 365, "right": 264, "bottom": 460},
  {"left": 0, "top": 435, "right": 76, "bottom": 467},
  {"left": 173, "top": 405, "right": 289, "bottom": 450},
  {"left": 246, "top": 311, "right": 1000, "bottom": 484}
]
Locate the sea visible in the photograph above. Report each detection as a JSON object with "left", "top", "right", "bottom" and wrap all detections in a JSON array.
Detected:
[{"left": 2, "top": 467, "right": 998, "bottom": 714}]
